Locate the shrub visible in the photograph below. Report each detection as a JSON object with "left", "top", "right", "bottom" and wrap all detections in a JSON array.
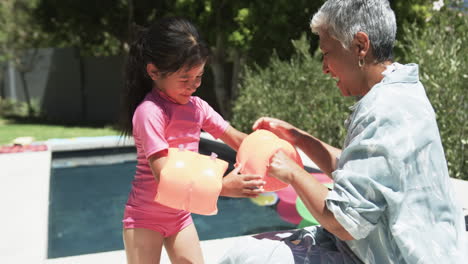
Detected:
[
  {"left": 230, "top": 34, "right": 353, "bottom": 150},
  {"left": 0, "top": 98, "right": 19, "bottom": 116},
  {"left": 0, "top": 97, "right": 41, "bottom": 118},
  {"left": 397, "top": 7, "right": 467, "bottom": 179}
]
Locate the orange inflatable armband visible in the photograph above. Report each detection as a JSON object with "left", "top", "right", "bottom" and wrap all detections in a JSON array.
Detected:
[
  {"left": 155, "top": 147, "right": 228, "bottom": 215},
  {"left": 236, "top": 129, "right": 303, "bottom": 191}
]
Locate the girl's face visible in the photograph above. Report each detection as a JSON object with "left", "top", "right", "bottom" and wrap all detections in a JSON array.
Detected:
[
  {"left": 319, "top": 31, "right": 365, "bottom": 96},
  {"left": 150, "top": 63, "right": 205, "bottom": 104}
]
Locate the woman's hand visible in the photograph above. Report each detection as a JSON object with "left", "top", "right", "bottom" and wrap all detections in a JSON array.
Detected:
[
  {"left": 267, "top": 150, "right": 304, "bottom": 185},
  {"left": 252, "top": 117, "right": 301, "bottom": 145},
  {"left": 220, "top": 164, "right": 266, "bottom": 198}
]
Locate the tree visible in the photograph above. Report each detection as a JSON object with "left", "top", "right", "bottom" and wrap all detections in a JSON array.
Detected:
[
  {"left": 33, "top": 0, "right": 131, "bottom": 56},
  {"left": 33, "top": 0, "right": 325, "bottom": 118},
  {"left": 176, "top": 0, "right": 325, "bottom": 117},
  {"left": 32, "top": 0, "right": 437, "bottom": 118},
  {"left": 0, "top": 0, "right": 49, "bottom": 117}
]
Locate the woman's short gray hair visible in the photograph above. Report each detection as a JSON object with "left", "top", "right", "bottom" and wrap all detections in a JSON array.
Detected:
[{"left": 310, "top": 0, "right": 396, "bottom": 62}]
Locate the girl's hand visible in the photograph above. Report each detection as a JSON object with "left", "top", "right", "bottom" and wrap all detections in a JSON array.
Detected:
[
  {"left": 252, "top": 117, "right": 300, "bottom": 145},
  {"left": 220, "top": 164, "right": 266, "bottom": 198},
  {"left": 267, "top": 150, "right": 303, "bottom": 185}
]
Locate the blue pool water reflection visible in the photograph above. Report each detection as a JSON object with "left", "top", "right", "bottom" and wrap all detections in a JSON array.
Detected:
[{"left": 48, "top": 140, "right": 298, "bottom": 259}]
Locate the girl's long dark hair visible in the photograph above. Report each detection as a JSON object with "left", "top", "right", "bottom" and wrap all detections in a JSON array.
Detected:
[{"left": 119, "top": 17, "right": 210, "bottom": 137}]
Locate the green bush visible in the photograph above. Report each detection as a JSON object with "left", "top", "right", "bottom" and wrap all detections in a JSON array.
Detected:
[
  {"left": 396, "top": 8, "right": 467, "bottom": 179},
  {"left": 0, "top": 97, "right": 41, "bottom": 118},
  {"left": 231, "top": 34, "right": 353, "bottom": 150}
]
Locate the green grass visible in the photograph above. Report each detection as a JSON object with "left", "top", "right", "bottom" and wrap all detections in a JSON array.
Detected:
[{"left": 0, "top": 117, "right": 119, "bottom": 145}]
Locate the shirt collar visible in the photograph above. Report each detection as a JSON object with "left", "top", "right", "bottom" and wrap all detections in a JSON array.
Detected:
[
  {"left": 152, "top": 89, "right": 179, "bottom": 104},
  {"left": 381, "top": 63, "right": 420, "bottom": 84},
  {"left": 349, "top": 63, "right": 420, "bottom": 110}
]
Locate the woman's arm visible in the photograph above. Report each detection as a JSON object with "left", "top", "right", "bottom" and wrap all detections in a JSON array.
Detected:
[
  {"left": 293, "top": 168, "right": 354, "bottom": 241},
  {"left": 253, "top": 117, "right": 341, "bottom": 176},
  {"left": 268, "top": 151, "right": 354, "bottom": 241},
  {"left": 252, "top": 117, "right": 352, "bottom": 240}
]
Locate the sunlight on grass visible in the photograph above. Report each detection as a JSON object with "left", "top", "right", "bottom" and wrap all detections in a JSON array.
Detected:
[{"left": 0, "top": 118, "right": 119, "bottom": 145}]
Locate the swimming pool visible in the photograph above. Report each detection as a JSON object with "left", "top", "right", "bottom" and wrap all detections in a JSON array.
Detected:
[{"left": 47, "top": 138, "right": 302, "bottom": 259}]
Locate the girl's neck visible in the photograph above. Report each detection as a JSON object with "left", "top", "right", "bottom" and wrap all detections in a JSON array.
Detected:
[{"left": 154, "top": 88, "right": 179, "bottom": 104}]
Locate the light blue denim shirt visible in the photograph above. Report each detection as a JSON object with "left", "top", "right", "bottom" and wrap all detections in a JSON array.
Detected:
[{"left": 326, "top": 63, "right": 467, "bottom": 263}]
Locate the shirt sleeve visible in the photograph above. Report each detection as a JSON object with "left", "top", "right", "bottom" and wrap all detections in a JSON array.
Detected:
[
  {"left": 197, "top": 98, "right": 229, "bottom": 139},
  {"left": 326, "top": 112, "right": 399, "bottom": 240},
  {"left": 133, "top": 103, "right": 169, "bottom": 159}
]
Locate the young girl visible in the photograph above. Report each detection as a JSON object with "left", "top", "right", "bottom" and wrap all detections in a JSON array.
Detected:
[{"left": 119, "top": 17, "right": 265, "bottom": 264}]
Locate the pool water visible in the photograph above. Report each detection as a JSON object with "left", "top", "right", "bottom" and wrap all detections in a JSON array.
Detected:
[{"left": 47, "top": 140, "right": 298, "bottom": 259}]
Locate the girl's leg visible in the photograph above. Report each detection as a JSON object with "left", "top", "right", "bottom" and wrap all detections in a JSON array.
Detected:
[
  {"left": 164, "top": 223, "right": 204, "bottom": 264},
  {"left": 123, "top": 228, "right": 164, "bottom": 264}
]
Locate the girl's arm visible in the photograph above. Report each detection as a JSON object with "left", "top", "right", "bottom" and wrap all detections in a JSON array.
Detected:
[
  {"left": 148, "top": 149, "right": 169, "bottom": 182},
  {"left": 219, "top": 125, "right": 247, "bottom": 151}
]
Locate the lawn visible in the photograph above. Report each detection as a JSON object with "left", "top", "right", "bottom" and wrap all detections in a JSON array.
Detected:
[{"left": 0, "top": 117, "right": 119, "bottom": 145}]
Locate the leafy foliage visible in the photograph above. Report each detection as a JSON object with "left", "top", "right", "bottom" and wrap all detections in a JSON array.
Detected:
[
  {"left": 397, "top": 4, "right": 467, "bottom": 179},
  {"left": 231, "top": 34, "right": 353, "bottom": 149},
  {"left": 0, "top": 98, "right": 41, "bottom": 117},
  {"left": 33, "top": 0, "right": 135, "bottom": 56},
  {"left": 0, "top": 0, "right": 51, "bottom": 116},
  {"left": 32, "top": 0, "right": 324, "bottom": 61},
  {"left": 0, "top": 0, "right": 49, "bottom": 61},
  {"left": 28, "top": 0, "right": 435, "bottom": 117}
]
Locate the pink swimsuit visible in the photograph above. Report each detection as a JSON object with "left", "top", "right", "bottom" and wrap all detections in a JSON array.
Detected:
[{"left": 122, "top": 89, "right": 229, "bottom": 237}]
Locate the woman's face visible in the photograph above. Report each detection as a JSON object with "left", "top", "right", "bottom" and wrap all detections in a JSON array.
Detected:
[
  {"left": 319, "top": 31, "right": 364, "bottom": 96},
  {"left": 153, "top": 63, "right": 205, "bottom": 104}
]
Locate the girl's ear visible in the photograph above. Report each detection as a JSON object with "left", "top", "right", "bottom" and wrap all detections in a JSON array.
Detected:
[
  {"left": 353, "top": 31, "right": 370, "bottom": 58},
  {"left": 146, "top": 63, "right": 159, "bottom": 81}
]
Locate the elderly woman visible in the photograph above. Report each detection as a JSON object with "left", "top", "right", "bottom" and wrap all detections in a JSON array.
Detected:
[{"left": 220, "top": 0, "right": 467, "bottom": 263}]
